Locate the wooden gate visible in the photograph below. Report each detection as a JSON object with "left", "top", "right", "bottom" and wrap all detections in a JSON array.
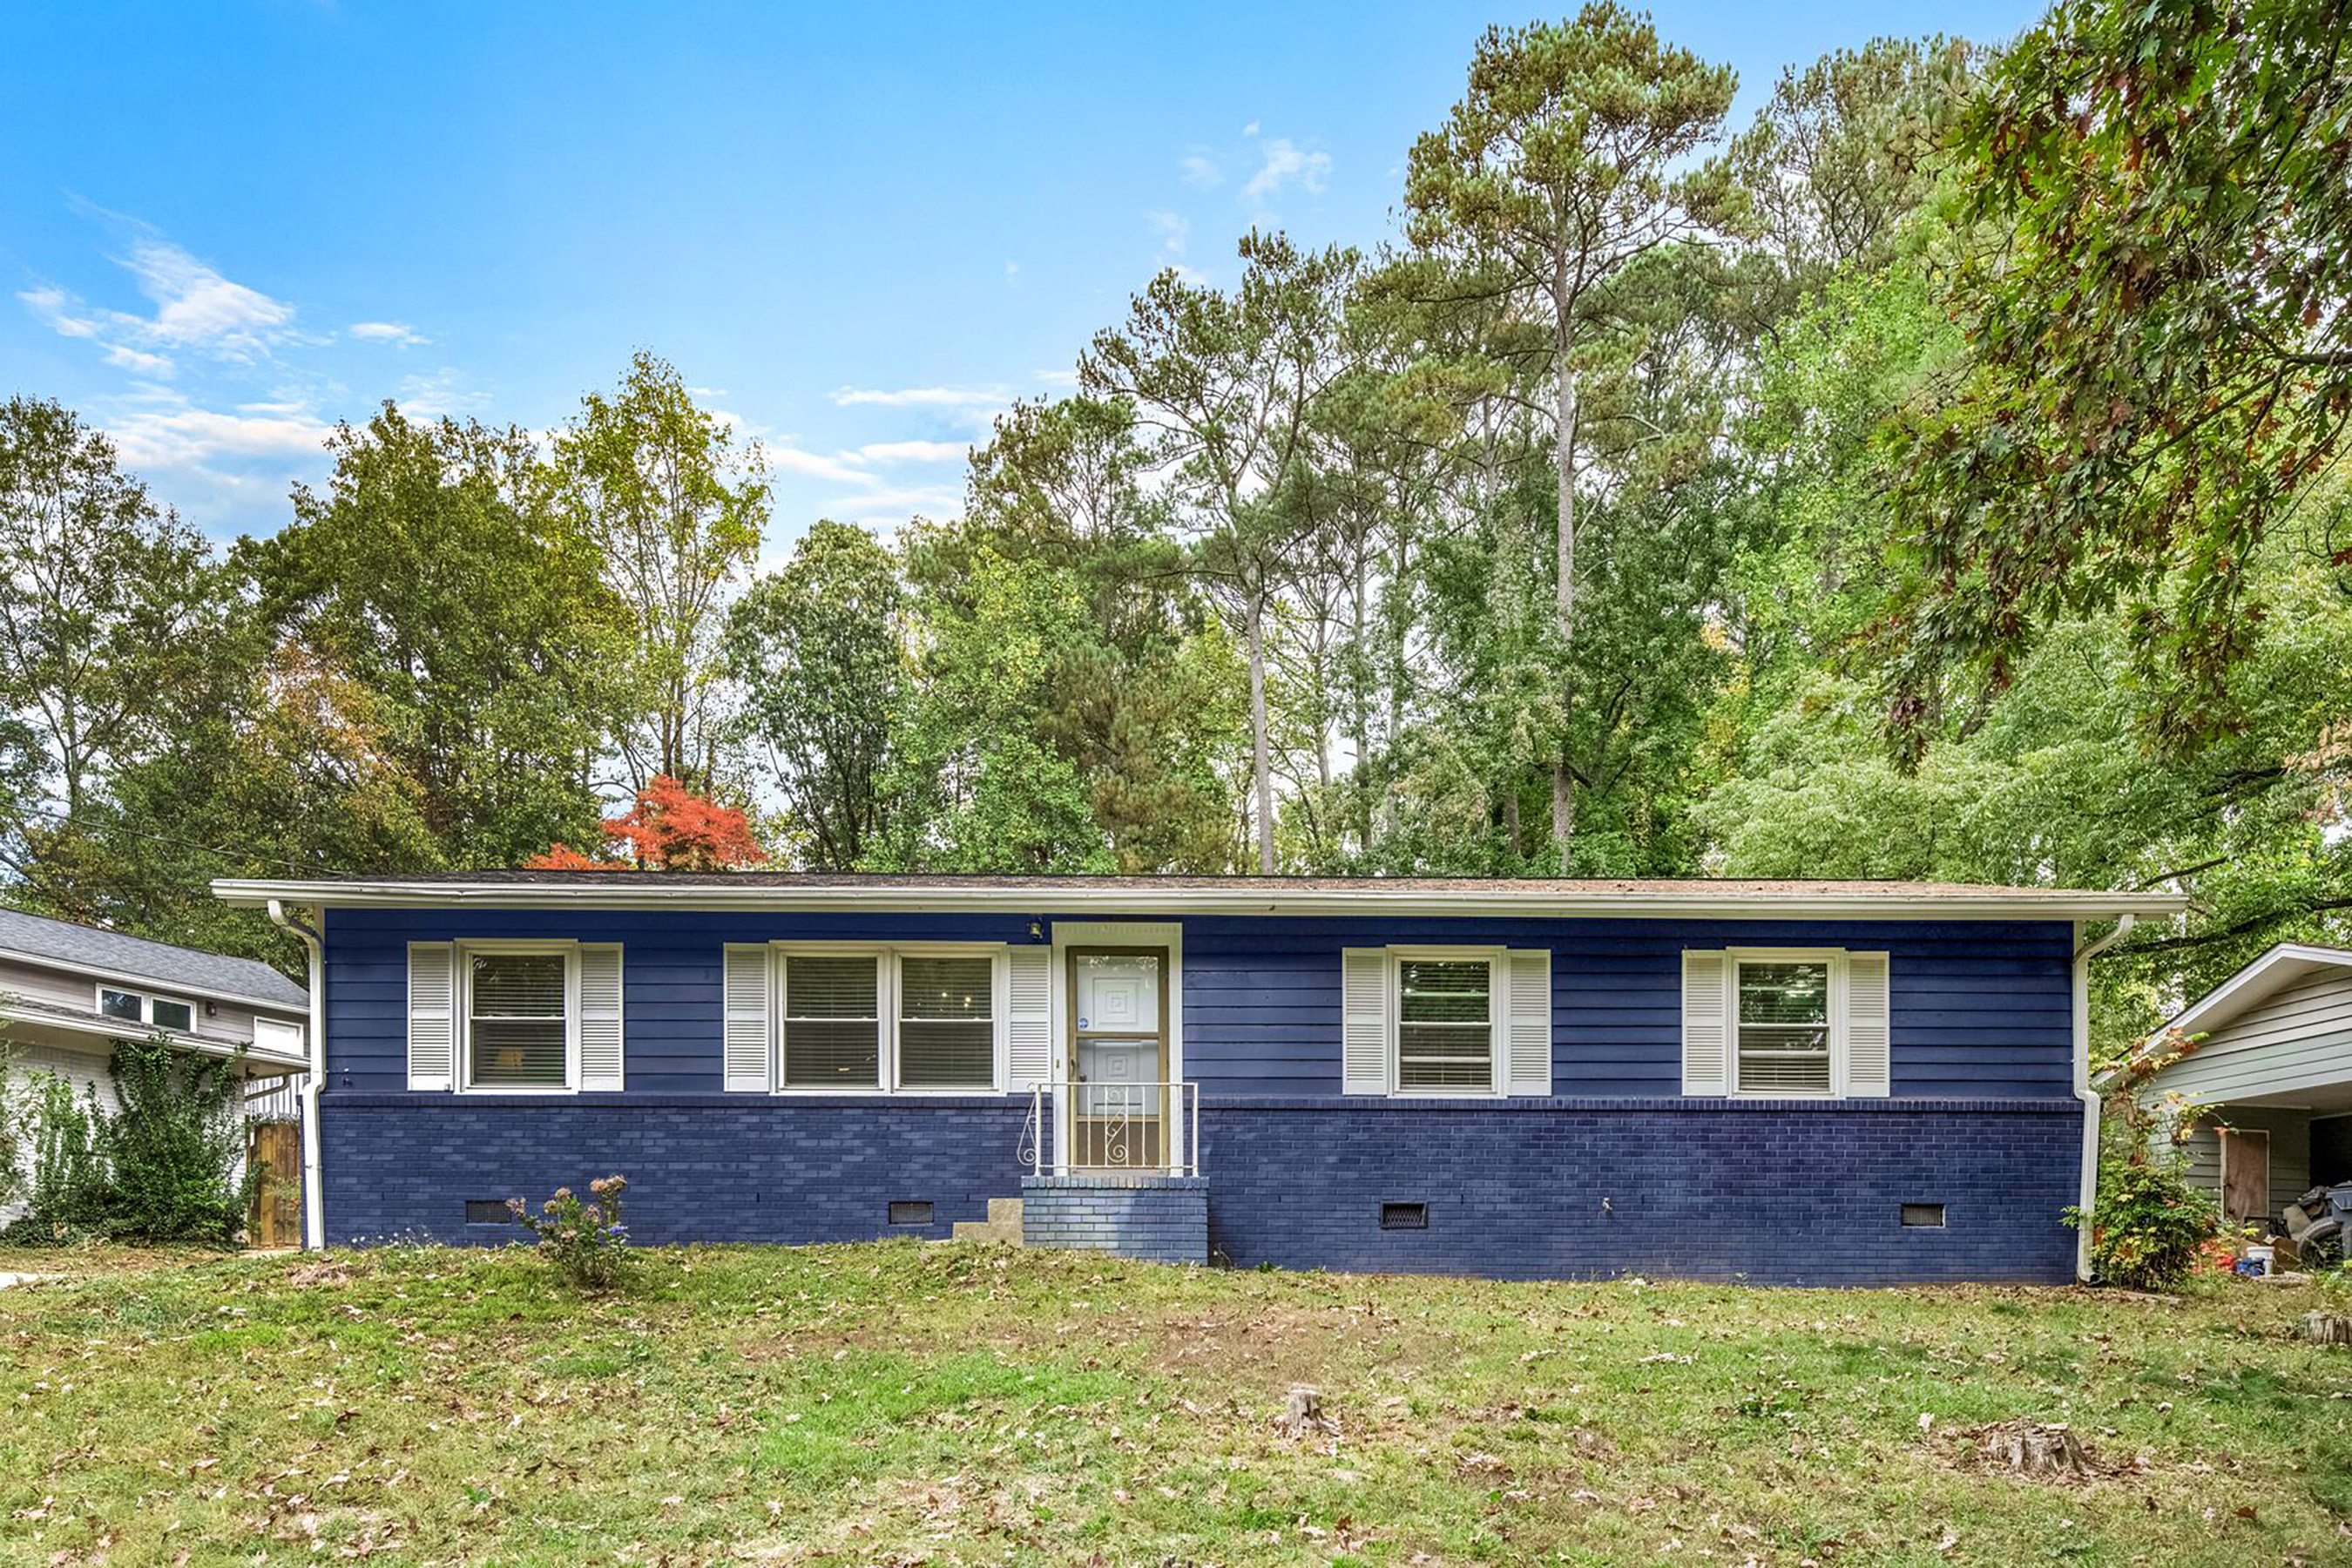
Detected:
[{"left": 247, "top": 1120, "right": 302, "bottom": 1248}]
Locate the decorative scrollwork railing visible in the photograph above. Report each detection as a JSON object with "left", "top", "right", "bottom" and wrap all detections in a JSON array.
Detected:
[{"left": 1024, "top": 1081, "right": 1198, "bottom": 1177}]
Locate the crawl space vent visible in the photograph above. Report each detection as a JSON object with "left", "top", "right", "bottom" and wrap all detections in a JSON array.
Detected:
[
  {"left": 888, "top": 1200, "right": 935, "bottom": 1227},
  {"left": 1900, "top": 1203, "right": 1947, "bottom": 1228},
  {"left": 1380, "top": 1202, "right": 1429, "bottom": 1231}
]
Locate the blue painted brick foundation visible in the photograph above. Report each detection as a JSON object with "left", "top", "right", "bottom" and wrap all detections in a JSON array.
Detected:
[
  {"left": 319, "top": 1094, "right": 1031, "bottom": 1246},
  {"left": 1020, "top": 1174, "right": 1209, "bottom": 1264},
  {"left": 1199, "top": 1097, "right": 2085, "bottom": 1285},
  {"left": 319, "top": 1092, "right": 2082, "bottom": 1285}
]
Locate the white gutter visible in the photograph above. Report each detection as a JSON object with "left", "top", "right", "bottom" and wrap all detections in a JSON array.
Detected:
[
  {"left": 213, "top": 877, "right": 2188, "bottom": 923},
  {"left": 267, "top": 899, "right": 327, "bottom": 1252},
  {"left": 2071, "top": 913, "right": 2136, "bottom": 1282}
]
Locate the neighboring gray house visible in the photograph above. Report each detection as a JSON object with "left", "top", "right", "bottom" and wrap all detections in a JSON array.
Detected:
[
  {"left": 0, "top": 909, "right": 311, "bottom": 1203},
  {"left": 2128, "top": 943, "right": 2352, "bottom": 1229}
]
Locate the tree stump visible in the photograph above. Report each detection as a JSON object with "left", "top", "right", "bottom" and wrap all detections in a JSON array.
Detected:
[
  {"left": 1976, "top": 1420, "right": 2093, "bottom": 1481},
  {"left": 1274, "top": 1386, "right": 1335, "bottom": 1439},
  {"left": 2302, "top": 1311, "right": 2352, "bottom": 1346}
]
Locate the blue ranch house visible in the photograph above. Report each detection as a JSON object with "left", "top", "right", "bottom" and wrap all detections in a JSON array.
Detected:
[{"left": 209, "top": 873, "right": 2182, "bottom": 1285}]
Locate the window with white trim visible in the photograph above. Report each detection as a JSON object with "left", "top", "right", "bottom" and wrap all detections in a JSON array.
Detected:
[
  {"left": 897, "top": 953, "right": 995, "bottom": 1089},
  {"left": 781, "top": 954, "right": 883, "bottom": 1088},
  {"left": 771, "top": 946, "right": 1006, "bottom": 1093},
  {"left": 1734, "top": 958, "right": 1832, "bottom": 1093},
  {"left": 95, "top": 985, "right": 197, "bottom": 1034},
  {"left": 1680, "top": 947, "right": 1891, "bottom": 1100},
  {"left": 1396, "top": 956, "right": 1495, "bottom": 1091},
  {"left": 464, "top": 950, "right": 571, "bottom": 1090}
]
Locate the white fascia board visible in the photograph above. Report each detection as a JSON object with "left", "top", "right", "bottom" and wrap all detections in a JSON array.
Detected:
[
  {"left": 211, "top": 878, "right": 2187, "bottom": 923},
  {"left": 0, "top": 1002, "right": 309, "bottom": 1074}
]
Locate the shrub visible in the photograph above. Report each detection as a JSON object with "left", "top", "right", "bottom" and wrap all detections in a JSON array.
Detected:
[
  {"left": 510, "top": 1174, "right": 632, "bottom": 1290},
  {"left": 0, "top": 1037, "right": 24, "bottom": 1210},
  {"left": 4, "top": 1033, "right": 260, "bottom": 1247},
  {"left": 2066, "top": 1160, "right": 2220, "bottom": 1292},
  {"left": 104, "top": 1034, "right": 260, "bottom": 1245},
  {"left": 18, "top": 1071, "right": 112, "bottom": 1238}
]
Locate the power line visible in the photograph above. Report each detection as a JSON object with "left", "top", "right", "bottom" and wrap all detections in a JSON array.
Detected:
[{"left": 5, "top": 800, "right": 319, "bottom": 877}]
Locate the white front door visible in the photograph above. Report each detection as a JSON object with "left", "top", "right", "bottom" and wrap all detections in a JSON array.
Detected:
[{"left": 1071, "top": 949, "right": 1165, "bottom": 1167}]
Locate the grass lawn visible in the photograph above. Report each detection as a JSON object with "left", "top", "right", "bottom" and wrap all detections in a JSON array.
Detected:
[{"left": 3, "top": 1243, "right": 2349, "bottom": 1565}]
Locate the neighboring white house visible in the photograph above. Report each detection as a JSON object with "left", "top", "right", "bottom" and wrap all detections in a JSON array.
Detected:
[
  {"left": 0, "top": 906, "right": 310, "bottom": 1220},
  {"left": 2126, "top": 943, "right": 2352, "bottom": 1230}
]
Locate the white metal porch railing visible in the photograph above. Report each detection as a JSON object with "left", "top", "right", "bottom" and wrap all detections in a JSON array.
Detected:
[{"left": 1022, "top": 1082, "right": 1200, "bottom": 1176}]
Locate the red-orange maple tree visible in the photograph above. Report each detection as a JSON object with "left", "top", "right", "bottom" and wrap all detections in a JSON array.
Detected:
[{"left": 525, "top": 775, "right": 765, "bottom": 871}]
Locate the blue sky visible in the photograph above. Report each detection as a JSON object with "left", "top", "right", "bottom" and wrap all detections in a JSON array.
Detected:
[{"left": 2, "top": 2, "right": 2043, "bottom": 558}]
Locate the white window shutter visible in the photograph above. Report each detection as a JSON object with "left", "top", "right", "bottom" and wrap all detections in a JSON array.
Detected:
[
  {"left": 1681, "top": 950, "right": 1730, "bottom": 1096},
  {"left": 722, "top": 944, "right": 773, "bottom": 1092},
  {"left": 579, "top": 944, "right": 625, "bottom": 1092},
  {"left": 407, "top": 942, "right": 455, "bottom": 1092},
  {"left": 1005, "top": 946, "right": 1053, "bottom": 1089},
  {"left": 1844, "top": 951, "right": 1891, "bottom": 1097},
  {"left": 1504, "top": 949, "right": 1552, "bottom": 1095},
  {"left": 1342, "top": 948, "right": 1389, "bottom": 1095}
]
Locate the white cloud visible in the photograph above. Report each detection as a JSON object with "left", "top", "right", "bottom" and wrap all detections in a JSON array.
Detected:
[
  {"left": 1146, "top": 210, "right": 1189, "bottom": 255},
  {"left": 117, "top": 236, "right": 301, "bottom": 357},
  {"left": 851, "top": 439, "right": 964, "bottom": 465},
  {"left": 1004, "top": 260, "right": 1020, "bottom": 279},
  {"left": 824, "top": 482, "right": 963, "bottom": 525},
  {"left": 767, "top": 445, "right": 876, "bottom": 486},
  {"left": 105, "top": 403, "right": 334, "bottom": 471},
  {"left": 828, "top": 383, "right": 1010, "bottom": 409},
  {"left": 1179, "top": 152, "right": 1222, "bottom": 189},
  {"left": 1242, "top": 138, "right": 1330, "bottom": 204},
  {"left": 392, "top": 367, "right": 487, "bottom": 419},
  {"left": 349, "top": 320, "right": 429, "bottom": 347},
  {"left": 1242, "top": 120, "right": 1260, "bottom": 137},
  {"left": 20, "top": 230, "right": 308, "bottom": 374},
  {"left": 103, "top": 343, "right": 175, "bottom": 375}
]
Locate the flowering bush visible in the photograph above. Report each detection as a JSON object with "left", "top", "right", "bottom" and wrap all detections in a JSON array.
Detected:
[
  {"left": 2065, "top": 1161, "right": 2219, "bottom": 1292},
  {"left": 509, "top": 1174, "right": 632, "bottom": 1290}
]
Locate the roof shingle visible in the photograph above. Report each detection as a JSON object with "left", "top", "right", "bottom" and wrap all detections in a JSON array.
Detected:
[{"left": 0, "top": 907, "right": 308, "bottom": 1010}]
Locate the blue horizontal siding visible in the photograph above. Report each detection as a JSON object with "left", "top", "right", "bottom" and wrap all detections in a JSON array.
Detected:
[
  {"left": 1178, "top": 915, "right": 2076, "bottom": 1099},
  {"left": 321, "top": 908, "right": 2077, "bottom": 1101}
]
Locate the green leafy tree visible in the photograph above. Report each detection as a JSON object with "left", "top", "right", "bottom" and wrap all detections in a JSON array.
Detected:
[
  {"left": 555, "top": 353, "right": 767, "bottom": 794},
  {"left": 1083, "top": 233, "right": 1358, "bottom": 872},
  {"left": 947, "top": 395, "right": 1247, "bottom": 871},
  {"left": 869, "top": 547, "right": 1114, "bottom": 873},
  {"left": 1405, "top": 4, "right": 1737, "bottom": 857},
  {"left": 1724, "top": 37, "right": 1977, "bottom": 294},
  {"left": 0, "top": 396, "right": 216, "bottom": 904},
  {"left": 725, "top": 520, "right": 905, "bottom": 869},
  {"left": 245, "top": 404, "right": 623, "bottom": 867},
  {"left": 1886, "top": 0, "right": 2352, "bottom": 754}
]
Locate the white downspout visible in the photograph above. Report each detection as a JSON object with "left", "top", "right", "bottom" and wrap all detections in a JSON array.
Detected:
[
  {"left": 2072, "top": 912, "right": 2135, "bottom": 1282},
  {"left": 268, "top": 899, "right": 327, "bottom": 1251}
]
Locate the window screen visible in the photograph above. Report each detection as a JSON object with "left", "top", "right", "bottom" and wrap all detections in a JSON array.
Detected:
[
  {"left": 151, "top": 998, "right": 194, "bottom": 1033},
  {"left": 898, "top": 954, "right": 994, "bottom": 1088},
  {"left": 782, "top": 955, "right": 881, "bottom": 1087},
  {"left": 1736, "top": 960, "right": 1832, "bottom": 1092},
  {"left": 468, "top": 952, "right": 568, "bottom": 1088},
  {"left": 1397, "top": 958, "right": 1491, "bottom": 1090},
  {"left": 99, "top": 987, "right": 142, "bottom": 1022}
]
